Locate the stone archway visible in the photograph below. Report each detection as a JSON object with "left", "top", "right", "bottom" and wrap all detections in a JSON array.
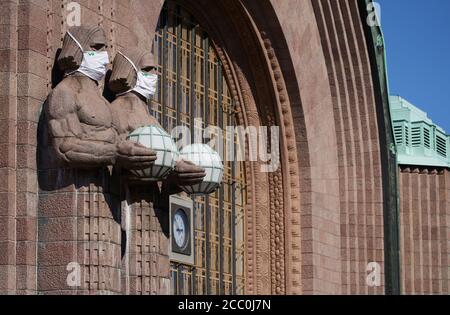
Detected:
[
  {"left": 145, "top": 0, "right": 308, "bottom": 295},
  {"left": 112, "top": 0, "right": 388, "bottom": 295}
]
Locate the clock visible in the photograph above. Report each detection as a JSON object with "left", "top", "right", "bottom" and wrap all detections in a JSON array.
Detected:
[
  {"left": 173, "top": 208, "right": 189, "bottom": 250},
  {"left": 169, "top": 196, "right": 194, "bottom": 264}
]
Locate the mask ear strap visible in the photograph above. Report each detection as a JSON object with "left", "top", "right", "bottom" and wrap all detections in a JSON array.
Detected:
[
  {"left": 116, "top": 51, "right": 140, "bottom": 96},
  {"left": 64, "top": 31, "right": 86, "bottom": 77},
  {"left": 117, "top": 51, "right": 139, "bottom": 74},
  {"left": 67, "top": 31, "right": 85, "bottom": 52}
]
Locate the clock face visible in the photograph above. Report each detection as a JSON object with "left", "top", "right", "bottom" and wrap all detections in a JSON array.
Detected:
[{"left": 173, "top": 209, "right": 188, "bottom": 249}]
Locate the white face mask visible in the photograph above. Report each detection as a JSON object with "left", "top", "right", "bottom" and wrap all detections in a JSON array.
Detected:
[
  {"left": 67, "top": 32, "right": 109, "bottom": 82},
  {"left": 134, "top": 71, "right": 158, "bottom": 99},
  {"left": 117, "top": 52, "right": 158, "bottom": 100}
]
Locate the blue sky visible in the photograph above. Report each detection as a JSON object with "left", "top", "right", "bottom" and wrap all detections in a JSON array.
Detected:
[{"left": 378, "top": 0, "right": 450, "bottom": 133}]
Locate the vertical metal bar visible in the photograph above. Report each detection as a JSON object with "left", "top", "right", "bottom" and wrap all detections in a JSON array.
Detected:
[
  {"left": 218, "top": 60, "right": 224, "bottom": 294},
  {"left": 178, "top": 264, "right": 184, "bottom": 295},
  {"left": 191, "top": 266, "right": 195, "bottom": 295},
  {"left": 203, "top": 33, "right": 211, "bottom": 295},
  {"left": 190, "top": 20, "right": 196, "bottom": 144},
  {"left": 204, "top": 35, "right": 210, "bottom": 130},
  {"left": 152, "top": 15, "right": 160, "bottom": 118},
  {"left": 162, "top": 5, "right": 168, "bottom": 130},
  {"left": 176, "top": 5, "right": 182, "bottom": 127},
  {"left": 189, "top": 16, "right": 197, "bottom": 295},
  {"left": 231, "top": 100, "right": 237, "bottom": 295},
  {"left": 174, "top": 8, "right": 191, "bottom": 294},
  {"left": 173, "top": 266, "right": 178, "bottom": 295},
  {"left": 205, "top": 200, "right": 211, "bottom": 294}
]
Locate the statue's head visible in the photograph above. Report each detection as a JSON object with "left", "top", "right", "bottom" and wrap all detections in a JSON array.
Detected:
[
  {"left": 58, "top": 25, "right": 108, "bottom": 75},
  {"left": 109, "top": 47, "right": 157, "bottom": 97}
]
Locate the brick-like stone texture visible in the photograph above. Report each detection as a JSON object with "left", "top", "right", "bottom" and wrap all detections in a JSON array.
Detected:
[
  {"left": 121, "top": 185, "right": 170, "bottom": 295},
  {"left": 0, "top": 0, "right": 18, "bottom": 295},
  {"left": 306, "top": 0, "right": 386, "bottom": 295},
  {"left": 266, "top": 0, "right": 386, "bottom": 294},
  {"left": 37, "top": 168, "right": 122, "bottom": 294},
  {"left": 399, "top": 168, "right": 450, "bottom": 295}
]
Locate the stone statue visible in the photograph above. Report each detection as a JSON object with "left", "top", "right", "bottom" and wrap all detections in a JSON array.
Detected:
[
  {"left": 46, "top": 25, "right": 156, "bottom": 170},
  {"left": 38, "top": 26, "right": 154, "bottom": 294},
  {"left": 108, "top": 47, "right": 205, "bottom": 294},
  {"left": 109, "top": 48, "right": 206, "bottom": 190}
]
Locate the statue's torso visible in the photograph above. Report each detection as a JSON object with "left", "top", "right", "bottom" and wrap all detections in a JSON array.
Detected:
[
  {"left": 61, "top": 77, "right": 117, "bottom": 144},
  {"left": 111, "top": 93, "right": 159, "bottom": 139}
]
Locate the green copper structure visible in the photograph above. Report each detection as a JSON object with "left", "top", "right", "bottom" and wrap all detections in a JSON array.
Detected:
[
  {"left": 360, "top": 0, "right": 402, "bottom": 295},
  {"left": 390, "top": 96, "right": 450, "bottom": 168}
]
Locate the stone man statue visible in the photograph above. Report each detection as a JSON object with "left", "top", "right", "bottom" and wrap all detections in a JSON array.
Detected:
[
  {"left": 108, "top": 47, "right": 205, "bottom": 294},
  {"left": 38, "top": 26, "right": 156, "bottom": 294}
]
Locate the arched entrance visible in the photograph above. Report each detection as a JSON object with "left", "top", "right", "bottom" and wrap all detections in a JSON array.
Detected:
[
  {"left": 150, "top": 0, "right": 305, "bottom": 295},
  {"left": 152, "top": 3, "right": 247, "bottom": 295}
]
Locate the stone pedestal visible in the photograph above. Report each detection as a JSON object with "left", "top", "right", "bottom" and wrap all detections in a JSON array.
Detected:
[{"left": 38, "top": 168, "right": 122, "bottom": 295}]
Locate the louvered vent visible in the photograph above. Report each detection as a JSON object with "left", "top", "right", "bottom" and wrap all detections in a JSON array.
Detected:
[
  {"left": 423, "top": 128, "right": 431, "bottom": 149},
  {"left": 436, "top": 135, "right": 447, "bottom": 157},
  {"left": 405, "top": 125, "right": 409, "bottom": 146},
  {"left": 394, "top": 125, "right": 403, "bottom": 146},
  {"left": 411, "top": 127, "right": 421, "bottom": 147}
]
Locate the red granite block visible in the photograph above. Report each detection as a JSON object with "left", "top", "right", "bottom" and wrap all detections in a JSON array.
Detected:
[{"left": 16, "top": 241, "right": 36, "bottom": 265}]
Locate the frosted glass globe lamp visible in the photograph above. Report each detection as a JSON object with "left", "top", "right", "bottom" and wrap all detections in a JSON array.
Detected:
[
  {"left": 179, "top": 144, "right": 224, "bottom": 195},
  {"left": 127, "top": 125, "right": 179, "bottom": 181}
]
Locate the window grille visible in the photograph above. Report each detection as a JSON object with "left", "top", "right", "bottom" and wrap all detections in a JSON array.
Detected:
[{"left": 154, "top": 2, "right": 247, "bottom": 295}]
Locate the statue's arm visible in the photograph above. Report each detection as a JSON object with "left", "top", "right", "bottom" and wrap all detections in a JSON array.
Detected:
[
  {"left": 46, "top": 86, "right": 117, "bottom": 167},
  {"left": 110, "top": 98, "right": 157, "bottom": 170}
]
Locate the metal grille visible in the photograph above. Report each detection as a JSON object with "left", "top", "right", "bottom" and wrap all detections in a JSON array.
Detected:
[{"left": 153, "top": 2, "right": 247, "bottom": 295}]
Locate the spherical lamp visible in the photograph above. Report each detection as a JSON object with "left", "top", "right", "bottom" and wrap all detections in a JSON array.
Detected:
[
  {"left": 179, "top": 144, "right": 224, "bottom": 195},
  {"left": 127, "top": 125, "right": 179, "bottom": 181}
]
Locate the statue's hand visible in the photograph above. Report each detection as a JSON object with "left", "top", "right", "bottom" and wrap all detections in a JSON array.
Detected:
[
  {"left": 58, "top": 55, "right": 78, "bottom": 74},
  {"left": 172, "top": 159, "right": 206, "bottom": 186},
  {"left": 116, "top": 140, "right": 157, "bottom": 170},
  {"left": 162, "top": 159, "right": 206, "bottom": 195}
]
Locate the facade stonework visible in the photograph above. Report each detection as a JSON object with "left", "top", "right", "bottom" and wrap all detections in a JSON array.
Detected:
[
  {"left": 0, "top": 0, "right": 449, "bottom": 295},
  {"left": 399, "top": 168, "right": 450, "bottom": 294}
]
